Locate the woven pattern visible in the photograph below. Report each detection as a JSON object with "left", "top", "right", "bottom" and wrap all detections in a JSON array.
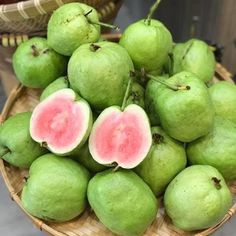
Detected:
[{"left": 0, "top": 62, "right": 236, "bottom": 236}]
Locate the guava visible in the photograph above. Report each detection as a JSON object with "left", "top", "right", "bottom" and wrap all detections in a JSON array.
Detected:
[
  {"left": 119, "top": 19, "right": 172, "bottom": 75},
  {"left": 126, "top": 82, "right": 145, "bottom": 108},
  {"left": 68, "top": 41, "right": 134, "bottom": 110},
  {"left": 47, "top": 3, "right": 100, "bottom": 56},
  {"left": 135, "top": 126, "right": 186, "bottom": 196},
  {"left": 209, "top": 81, "right": 236, "bottom": 124},
  {"left": 88, "top": 169, "right": 158, "bottom": 236},
  {"left": 164, "top": 165, "right": 232, "bottom": 231},
  {"left": 12, "top": 37, "right": 67, "bottom": 88},
  {"left": 21, "top": 154, "right": 90, "bottom": 222},
  {"left": 89, "top": 104, "right": 152, "bottom": 169},
  {"left": 187, "top": 116, "right": 236, "bottom": 181},
  {"left": 30, "top": 88, "right": 93, "bottom": 156},
  {"left": 40, "top": 76, "right": 69, "bottom": 101},
  {"left": 169, "top": 39, "right": 216, "bottom": 82},
  {"left": 0, "top": 112, "right": 47, "bottom": 168},
  {"left": 152, "top": 71, "right": 214, "bottom": 142}
]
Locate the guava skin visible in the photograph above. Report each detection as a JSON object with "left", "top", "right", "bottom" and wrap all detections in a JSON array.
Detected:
[
  {"left": 12, "top": 37, "right": 67, "bottom": 88},
  {"left": 164, "top": 165, "right": 232, "bottom": 231},
  {"left": 88, "top": 169, "right": 158, "bottom": 236},
  {"left": 170, "top": 39, "right": 216, "bottom": 82},
  {"left": 40, "top": 76, "right": 69, "bottom": 101},
  {"left": 154, "top": 71, "right": 214, "bottom": 142},
  {"left": 119, "top": 19, "right": 173, "bottom": 74},
  {"left": 209, "top": 81, "right": 236, "bottom": 124},
  {"left": 187, "top": 116, "right": 236, "bottom": 181},
  {"left": 47, "top": 3, "right": 100, "bottom": 56},
  {"left": 68, "top": 41, "right": 134, "bottom": 110},
  {"left": 126, "top": 82, "right": 145, "bottom": 108},
  {"left": 135, "top": 126, "right": 186, "bottom": 196},
  {"left": 0, "top": 112, "right": 47, "bottom": 168},
  {"left": 21, "top": 154, "right": 90, "bottom": 222}
]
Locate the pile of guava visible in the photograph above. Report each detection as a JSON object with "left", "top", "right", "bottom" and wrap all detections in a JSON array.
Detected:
[{"left": 1, "top": 1, "right": 236, "bottom": 235}]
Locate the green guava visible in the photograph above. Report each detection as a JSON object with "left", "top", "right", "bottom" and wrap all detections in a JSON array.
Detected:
[
  {"left": 21, "top": 153, "right": 90, "bottom": 222},
  {"left": 12, "top": 37, "right": 67, "bottom": 88},
  {"left": 68, "top": 41, "right": 134, "bottom": 110},
  {"left": 209, "top": 81, "right": 236, "bottom": 124},
  {"left": 40, "top": 76, "right": 69, "bottom": 101},
  {"left": 187, "top": 116, "right": 236, "bottom": 181},
  {"left": 135, "top": 126, "right": 186, "bottom": 196},
  {"left": 169, "top": 39, "right": 216, "bottom": 82},
  {"left": 119, "top": 19, "right": 173, "bottom": 74},
  {"left": 88, "top": 169, "right": 158, "bottom": 236},
  {"left": 153, "top": 71, "right": 214, "bottom": 142},
  {"left": 126, "top": 82, "right": 145, "bottom": 108},
  {"left": 164, "top": 165, "right": 232, "bottom": 231},
  {"left": 0, "top": 112, "right": 47, "bottom": 168},
  {"left": 47, "top": 3, "right": 100, "bottom": 56}
]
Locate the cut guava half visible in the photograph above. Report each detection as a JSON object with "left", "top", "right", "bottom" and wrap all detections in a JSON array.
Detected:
[
  {"left": 89, "top": 104, "right": 152, "bottom": 169},
  {"left": 30, "top": 88, "right": 92, "bottom": 155}
]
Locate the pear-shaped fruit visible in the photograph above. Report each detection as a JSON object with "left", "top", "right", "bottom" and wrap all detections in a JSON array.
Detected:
[
  {"left": 13, "top": 37, "right": 67, "bottom": 88},
  {"left": 209, "top": 81, "right": 236, "bottom": 124},
  {"left": 187, "top": 116, "right": 236, "bottom": 181},
  {"left": 135, "top": 126, "right": 186, "bottom": 196},
  {"left": 21, "top": 154, "right": 90, "bottom": 222},
  {"left": 164, "top": 165, "right": 232, "bottom": 231},
  {"left": 88, "top": 169, "right": 158, "bottom": 236},
  {"left": 0, "top": 112, "right": 47, "bottom": 168}
]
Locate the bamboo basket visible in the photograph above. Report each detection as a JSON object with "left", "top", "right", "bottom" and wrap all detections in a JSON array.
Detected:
[{"left": 0, "top": 34, "right": 236, "bottom": 236}]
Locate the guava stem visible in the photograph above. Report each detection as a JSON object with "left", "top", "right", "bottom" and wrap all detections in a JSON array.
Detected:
[
  {"left": 90, "top": 43, "right": 101, "bottom": 52},
  {"left": 31, "top": 45, "right": 39, "bottom": 57},
  {"left": 121, "top": 78, "right": 132, "bottom": 111},
  {"left": 113, "top": 165, "right": 120, "bottom": 172},
  {"left": 212, "top": 177, "right": 221, "bottom": 190},
  {"left": 41, "top": 142, "right": 48, "bottom": 148},
  {"left": 89, "top": 20, "right": 120, "bottom": 31},
  {"left": 152, "top": 133, "right": 164, "bottom": 144},
  {"left": 146, "top": 0, "right": 162, "bottom": 25}
]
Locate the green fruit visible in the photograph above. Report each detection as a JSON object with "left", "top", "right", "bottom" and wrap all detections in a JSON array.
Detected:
[
  {"left": 88, "top": 169, "right": 158, "bottom": 236},
  {"left": 22, "top": 154, "right": 90, "bottom": 222},
  {"left": 68, "top": 42, "right": 134, "bottom": 110},
  {"left": 187, "top": 116, "right": 236, "bottom": 181},
  {"left": 170, "top": 39, "right": 216, "bottom": 82},
  {"left": 153, "top": 71, "right": 214, "bottom": 142},
  {"left": 126, "top": 82, "right": 145, "bottom": 108},
  {"left": 164, "top": 165, "right": 232, "bottom": 231},
  {"left": 135, "top": 126, "right": 186, "bottom": 196},
  {"left": 0, "top": 112, "right": 47, "bottom": 168},
  {"left": 120, "top": 19, "right": 173, "bottom": 74},
  {"left": 209, "top": 81, "right": 236, "bottom": 124},
  {"left": 40, "top": 76, "right": 69, "bottom": 101},
  {"left": 13, "top": 37, "right": 67, "bottom": 88},
  {"left": 47, "top": 3, "right": 100, "bottom": 56}
]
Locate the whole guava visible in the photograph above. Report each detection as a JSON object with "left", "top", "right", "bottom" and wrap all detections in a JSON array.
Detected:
[
  {"left": 164, "top": 165, "right": 232, "bottom": 231},
  {"left": 187, "top": 116, "right": 236, "bottom": 181},
  {"left": 47, "top": 3, "right": 100, "bottom": 56},
  {"left": 135, "top": 126, "right": 186, "bottom": 196},
  {"left": 12, "top": 37, "right": 67, "bottom": 88},
  {"left": 68, "top": 41, "right": 134, "bottom": 110},
  {"left": 209, "top": 81, "right": 236, "bottom": 124},
  {"left": 21, "top": 154, "right": 90, "bottom": 222}
]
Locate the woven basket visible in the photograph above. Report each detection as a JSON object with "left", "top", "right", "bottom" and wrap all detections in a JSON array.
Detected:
[
  {"left": 0, "top": 34, "right": 236, "bottom": 236},
  {"left": 0, "top": 0, "right": 122, "bottom": 47}
]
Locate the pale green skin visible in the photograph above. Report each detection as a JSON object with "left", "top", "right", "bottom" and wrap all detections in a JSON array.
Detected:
[
  {"left": 40, "top": 76, "right": 69, "bottom": 101},
  {"left": 0, "top": 112, "right": 47, "bottom": 168},
  {"left": 164, "top": 165, "right": 232, "bottom": 231},
  {"left": 209, "top": 81, "right": 236, "bottom": 124},
  {"left": 13, "top": 37, "right": 67, "bottom": 88},
  {"left": 154, "top": 71, "right": 214, "bottom": 142},
  {"left": 47, "top": 3, "right": 100, "bottom": 56},
  {"left": 187, "top": 116, "right": 236, "bottom": 181},
  {"left": 119, "top": 19, "right": 173, "bottom": 74},
  {"left": 135, "top": 126, "right": 186, "bottom": 196},
  {"left": 88, "top": 169, "right": 158, "bottom": 236},
  {"left": 126, "top": 82, "right": 145, "bottom": 108},
  {"left": 22, "top": 154, "right": 90, "bottom": 222},
  {"left": 170, "top": 39, "right": 216, "bottom": 82},
  {"left": 68, "top": 41, "right": 134, "bottom": 110}
]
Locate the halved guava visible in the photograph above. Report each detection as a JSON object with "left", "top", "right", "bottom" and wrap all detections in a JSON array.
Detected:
[
  {"left": 89, "top": 104, "right": 152, "bottom": 169},
  {"left": 30, "top": 88, "right": 92, "bottom": 155}
]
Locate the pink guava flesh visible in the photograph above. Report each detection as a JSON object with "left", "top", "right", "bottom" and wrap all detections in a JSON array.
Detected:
[{"left": 89, "top": 105, "right": 152, "bottom": 169}]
